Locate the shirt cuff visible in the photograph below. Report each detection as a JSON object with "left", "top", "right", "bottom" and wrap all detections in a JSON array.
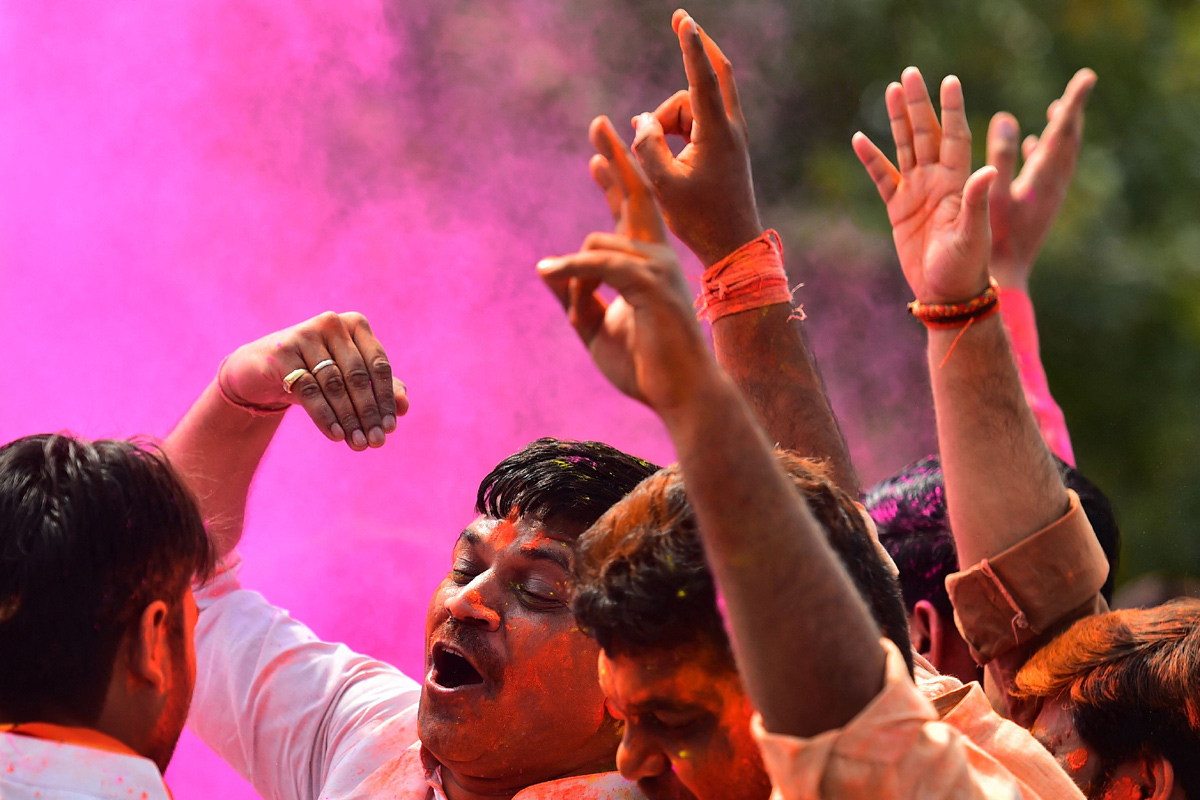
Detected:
[
  {"left": 751, "top": 639, "right": 933, "bottom": 798},
  {"left": 946, "top": 490, "right": 1107, "bottom": 663}
]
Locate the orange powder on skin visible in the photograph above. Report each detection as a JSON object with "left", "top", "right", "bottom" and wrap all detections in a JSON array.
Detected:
[{"left": 1065, "top": 748, "right": 1088, "bottom": 772}]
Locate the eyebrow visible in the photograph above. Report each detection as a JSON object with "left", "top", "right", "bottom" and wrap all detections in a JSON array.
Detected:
[
  {"left": 518, "top": 544, "right": 571, "bottom": 572},
  {"left": 456, "top": 529, "right": 572, "bottom": 572}
]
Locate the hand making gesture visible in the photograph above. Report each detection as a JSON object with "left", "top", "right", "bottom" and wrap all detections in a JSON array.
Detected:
[
  {"left": 987, "top": 69, "right": 1097, "bottom": 290},
  {"left": 629, "top": 10, "right": 762, "bottom": 266},
  {"left": 219, "top": 311, "right": 408, "bottom": 451},
  {"left": 852, "top": 68, "right": 997, "bottom": 304},
  {"left": 537, "top": 116, "right": 717, "bottom": 418}
]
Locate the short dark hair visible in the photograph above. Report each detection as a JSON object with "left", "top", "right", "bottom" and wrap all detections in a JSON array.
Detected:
[
  {"left": 573, "top": 452, "right": 913, "bottom": 674},
  {"left": 865, "top": 454, "right": 1121, "bottom": 619},
  {"left": 476, "top": 438, "right": 660, "bottom": 532},
  {"left": 0, "top": 434, "right": 215, "bottom": 724},
  {"left": 1014, "top": 600, "right": 1200, "bottom": 798}
]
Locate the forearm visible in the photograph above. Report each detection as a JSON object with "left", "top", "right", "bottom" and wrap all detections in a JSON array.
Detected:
[
  {"left": 712, "top": 304, "right": 858, "bottom": 494},
  {"left": 164, "top": 381, "right": 285, "bottom": 558},
  {"left": 928, "top": 314, "right": 1068, "bottom": 568},
  {"left": 997, "top": 287, "right": 1075, "bottom": 465},
  {"left": 663, "top": 369, "right": 884, "bottom": 737}
]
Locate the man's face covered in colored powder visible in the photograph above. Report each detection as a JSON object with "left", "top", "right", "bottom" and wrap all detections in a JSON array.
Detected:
[
  {"left": 598, "top": 643, "right": 773, "bottom": 800},
  {"left": 419, "top": 512, "right": 620, "bottom": 793}
]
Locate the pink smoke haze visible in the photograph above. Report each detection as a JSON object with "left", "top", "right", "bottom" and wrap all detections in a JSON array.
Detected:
[{"left": 0, "top": 2, "right": 932, "bottom": 797}]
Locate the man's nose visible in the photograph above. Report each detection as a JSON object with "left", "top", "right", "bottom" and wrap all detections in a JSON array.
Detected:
[
  {"left": 443, "top": 579, "right": 501, "bottom": 631},
  {"left": 616, "top": 727, "right": 671, "bottom": 782}
]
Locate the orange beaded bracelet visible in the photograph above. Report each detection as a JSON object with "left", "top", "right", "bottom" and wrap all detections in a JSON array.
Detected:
[{"left": 907, "top": 278, "right": 1000, "bottom": 330}]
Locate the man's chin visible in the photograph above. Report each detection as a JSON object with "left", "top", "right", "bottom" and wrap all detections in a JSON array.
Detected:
[{"left": 418, "top": 690, "right": 506, "bottom": 767}]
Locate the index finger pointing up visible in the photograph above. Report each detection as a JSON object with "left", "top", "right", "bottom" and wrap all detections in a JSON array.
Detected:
[
  {"left": 589, "top": 116, "right": 669, "bottom": 244},
  {"left": 676, "top": 15, "right": 730, "bottom": 140}
]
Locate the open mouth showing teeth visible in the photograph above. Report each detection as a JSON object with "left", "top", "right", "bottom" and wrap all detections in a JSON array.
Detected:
[{"left": 432, "top": 644, "right": 484, "bottom": 689}]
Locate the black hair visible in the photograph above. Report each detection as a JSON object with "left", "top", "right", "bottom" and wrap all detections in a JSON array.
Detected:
[
  {"left": 0, "top": 434, "right": 214, "bottom": 724},
  {"left": 573, "top": 452, "right": 914, "bottom": 675},
  {"left": 476, "top": 437, "right": 660, "bottom": 532},
  {"left": 865, "top": 454, "right": 1121, "bottom": 619},
  {"left": 1015, "top": 600, "right": 1200, "bottom": 799}
]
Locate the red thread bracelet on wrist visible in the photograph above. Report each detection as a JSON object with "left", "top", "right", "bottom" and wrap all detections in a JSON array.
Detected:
[
  {"left": 694, "top": 230, "right": 802, "bottom": 323},
  {"left": 907, "top": 278, "right": 1001, "bottom": 327},
  {"left": 906, "top": 278, "right": 1002, "bottom": 368}
]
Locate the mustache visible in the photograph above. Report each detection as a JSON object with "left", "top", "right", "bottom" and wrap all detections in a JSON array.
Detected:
[{"left": 431, "top": 619, "right": 504, "bottom": 681}]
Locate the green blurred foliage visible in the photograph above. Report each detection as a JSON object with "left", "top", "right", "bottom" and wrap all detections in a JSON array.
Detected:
[{"left": 593, "top": 0, "right": 1200, "bottom": 581}]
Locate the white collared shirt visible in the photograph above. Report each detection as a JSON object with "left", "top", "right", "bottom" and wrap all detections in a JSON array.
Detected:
[
  {"left": 188, "top": 554, "right": 643, "bottom": 800},
  {"left": 0, "top": 731, "right": 170, "bottom": 800}
]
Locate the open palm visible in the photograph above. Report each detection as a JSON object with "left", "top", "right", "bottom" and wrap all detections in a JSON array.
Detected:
[{"left": 853, "top": 68, "right": 996, "bottom": 305}]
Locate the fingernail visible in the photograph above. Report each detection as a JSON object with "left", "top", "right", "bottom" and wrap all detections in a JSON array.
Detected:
[
  {"left": 368, "top": 427, "right": 385, "bottom": 448},
  {"left": 997, "top": 118, "right": 1017, "bottom": 139},
  {"left": 352, "top": 429, "right": 367, "bottom": 449},
  {"left": 330, "top": 423, "right": 345, "bottom": 442},
  {"left": 382, "top": 414, "right": 397, "bottom": 433},
  {"left": 537, "top": 258, "right": 557, "bottom": 271}
]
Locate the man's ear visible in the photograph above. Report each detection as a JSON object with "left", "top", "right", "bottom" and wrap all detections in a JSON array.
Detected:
[
  {"left": 1105, "top": 750, "right": 1177, "bottom": 800},
  {"left": 129, "top": 600, "right": 172, "bottom": 692},
  {"left": 909, "top": 600, "right": 936, "bottom": 658},
  {"left": 1146, "top": 753, "right": 1177, "bottom": 800}
]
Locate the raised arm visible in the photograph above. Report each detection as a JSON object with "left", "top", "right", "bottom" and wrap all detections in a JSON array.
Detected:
[
  {"left": 852, "top": 68, "right": 1066, "bottom": 567},
  {"left": 167, "top": 313, "right": 416, "bottom": 800},
  {"left": 987, "top": 69, "right": 1096, "bottom": 465},
  {"left": 627, "top": 12, "right": 857, "bottom": 494},
  {"left": 164, "top": 312, "right": 406, "bottom": 557},
  {"left": 853, "top": 70, "right": 1107, "bottom": 715},
  {"left": 539, "top": 111, "right": 885, "bottom": 737}
]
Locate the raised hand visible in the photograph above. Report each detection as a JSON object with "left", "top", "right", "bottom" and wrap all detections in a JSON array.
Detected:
[
  {"left": 852, "top": 68, "right": 997, "bottom": 305},
  {"left": 987, "top": 69, "right": 1097, "bottom": 291},
  {"left": 629, "top": 11, "right": 762, "bottom": 267},
  {"left": 219, "top": 311, "right": 408, "bottom": 451},
  {"left": 537, "top": 116, "right": 716, "bottom": 418}
]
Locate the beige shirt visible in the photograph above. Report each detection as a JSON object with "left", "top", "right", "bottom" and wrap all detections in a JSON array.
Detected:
[
  {"left": 751, "top": 640, "right": 1085, "bottom": 800},
  {"left": 750, "top": 494, "right": 1108, "bottom": 799}
]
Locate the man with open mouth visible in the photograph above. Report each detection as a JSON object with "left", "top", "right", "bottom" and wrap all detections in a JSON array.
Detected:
[{"left": 164, "top": 313, "right": 657, "bottom": 800}]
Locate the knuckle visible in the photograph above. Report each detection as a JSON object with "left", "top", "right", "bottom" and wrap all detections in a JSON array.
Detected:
[
  {"left": 339, "top": 412, "right": 362, "bottom": 431},
  {"left": 317, "top": 310, "right": 340, "bottom": 328},
  {"left": 321, "top": 373, "right": 347, "bottom": 396},
  {"left": 344, "top": 367, "right": 373, "bottom": 392},
  {"left": 370, "top": 357, "right": 393, "bottom": 381},
  {"left": 297, "top": 379, "right": 324, "bottom": 401},
  {"left": 319, "top": 312, "right": 347, "bottom": 335},
  {"left": 341, "top": 311, "right": 367, "bottom": 328}
]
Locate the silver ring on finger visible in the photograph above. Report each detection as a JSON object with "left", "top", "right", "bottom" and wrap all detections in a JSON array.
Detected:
[
  {"left": 282, "top": 368, "right": 309, "bottom": 394},
  {"left": 311, "top": 359, "right": 337, "bottom": 374}
]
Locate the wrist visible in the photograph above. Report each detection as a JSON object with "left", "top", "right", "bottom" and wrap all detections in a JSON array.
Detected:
[
  {"left": 696, "top": 219, "right": 765, "bottom": 268},
  {"left": 657, "top": 363, "right": 737, "bottom": 434},
  {"left": 909, "top": 278, "right": 1000, "bottom": 329},
  {"left": 696, "top": 230, "right": 796, "bottom": 323}
]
